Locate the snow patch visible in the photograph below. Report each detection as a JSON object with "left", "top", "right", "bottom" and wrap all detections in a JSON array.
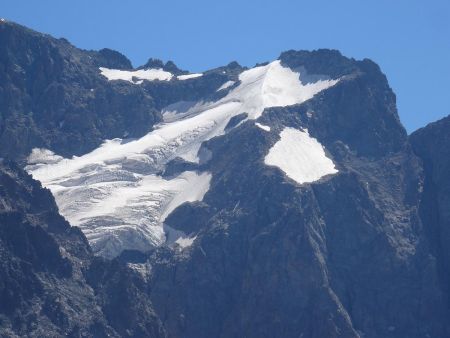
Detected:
[
  {"left": 99, "top": 67, "right": 173, "bottom": 83},
  {"left": 175, "top": 235, "right": 197, "bottom": 249},
  {"left": 99, "top": 67, "right": 204, "bottom": 83},
  {"left": 264, "top": 127, "right": 338, "bottom": 184},
  {"left": 27, "top": 149, "right": 63, "bottom": 166},
  {"left": 177, "top": 73, "right": 203, "bottom": 80},
  {"left": 255, "top": 122, "right": 271, "bottom": 132},
  {"left": 217, "top": 80, "right": 235, "bottom": 91},
  {"left": 230, "top": 60, "right": 339, "bottom": 120}
]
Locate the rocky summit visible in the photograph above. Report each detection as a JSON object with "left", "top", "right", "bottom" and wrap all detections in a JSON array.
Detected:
[{"left": 1, "top": 20, "right": 450, "bottom": 338}]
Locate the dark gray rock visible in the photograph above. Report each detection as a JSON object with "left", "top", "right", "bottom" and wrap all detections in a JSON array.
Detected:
[
  {"left": 410, "top": 114, "right": 450, "bottom": 310},
  {"left": 0, "top": 160, "right": 165, "bottom": 337},
  {"left": 91, "top": 48, "right": 133, "bottom": 70}
]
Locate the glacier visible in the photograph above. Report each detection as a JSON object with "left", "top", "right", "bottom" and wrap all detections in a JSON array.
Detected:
[{"left": 27, "top": 60, "right": 339, "bottom": 258}]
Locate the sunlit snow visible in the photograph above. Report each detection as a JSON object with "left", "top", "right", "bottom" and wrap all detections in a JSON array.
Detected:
[
  {"left": 99, "top": 67, "right": 205, "bottom": 84},
  {"left": 175, "top": 235, "right": 197, "bottom": 249},
  {"left": 28, "top": 60, "right": 339, "bottom": 258},
  {"left": 217, "top": 80, "right": 235, "bottom": 91},
  {"left": 177, "top": 73, "right": 203, "bottom": 80},
  {"left": 264, "top": 127, "right": 338, "bottom": 184},
  {"left": 255, "top": 122, "right": 271, "bottom": 132},
  {"left": 99, "top": 67, "right": 173, "bottom": 83}
]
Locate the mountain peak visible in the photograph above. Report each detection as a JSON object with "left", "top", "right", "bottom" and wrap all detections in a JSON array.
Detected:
[
  {"left": 95, "top": 48, "right": 133, "bottom": 70},
  {"left": 140, "top": 57, "right": 185, "bottom": 74}
]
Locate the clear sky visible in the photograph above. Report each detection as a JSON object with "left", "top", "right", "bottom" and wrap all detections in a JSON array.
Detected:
[{"left": 2, "top": 0, "right": 449, "bottom": 132}]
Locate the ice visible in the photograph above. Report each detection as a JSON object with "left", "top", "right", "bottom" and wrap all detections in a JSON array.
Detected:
[{"left": 264, "top": 127, "right": 338, "bottom": 184}]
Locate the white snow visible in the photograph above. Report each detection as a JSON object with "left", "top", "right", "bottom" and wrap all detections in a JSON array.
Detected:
[
  {"left": 27, "top": 148, "right": 63, "bottom": 166},
  {"left": 175, "top": 235, "right": 197, "bottom": 249},
  {"left": 255, "top": 122, "right": 271, "bottom": 132},
  {"left": 99, "top": 68, "right": 204, "bottom": 83},
  {"left": 27, "top": 143, "right": 211, "bottom": 257},
  {"left": 217, "top": 80, "right": 235, "bottom": 91},
  {"left": 229, "top": 60, "right": 339, "bottom": 120},
  {"left": 27, "top": 60, "right": 340, "bottom": 258},
  {"left": 160, "top": 172, "right": 211, "bottom": 221},
  {"left": 99, "top": 67, "right": 173, "bottom": 83},
  {"left": 264, "top": 127, "right": 338, "bottom": 184},
  {"left": 177, "top": 73, "right": 203, "bottom": 80}
]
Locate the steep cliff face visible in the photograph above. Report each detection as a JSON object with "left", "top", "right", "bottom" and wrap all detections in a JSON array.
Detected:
[
  {"left": 410, "top": 114, "right": 450, "bottom": 307},
  {"left": 0, "top": 160, "right": 165, "bottom": 337}
]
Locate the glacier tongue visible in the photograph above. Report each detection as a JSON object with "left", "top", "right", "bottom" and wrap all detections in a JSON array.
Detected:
[{"left": 26, "top": 60, "right": 339, "bottom": 258}]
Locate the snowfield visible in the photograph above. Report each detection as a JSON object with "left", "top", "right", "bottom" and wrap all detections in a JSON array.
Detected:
[
  {"left": 99, "top": 67, "right": 203, "bottom": 84},
  {"left": 99, "top": 67, "right": 174, "bottom": 83},
  {"left": 265, "top": 127, "right": 338, "bottom": 184},
  {"left": 27, "top": 60, "right": 339, "bottom": 258}
]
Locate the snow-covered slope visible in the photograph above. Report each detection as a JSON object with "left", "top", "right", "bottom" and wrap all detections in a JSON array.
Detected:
[{"left": 27, "top": 60, "right": 339, "bottom": 258}]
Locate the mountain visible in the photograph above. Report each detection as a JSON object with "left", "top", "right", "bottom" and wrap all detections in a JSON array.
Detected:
[
  {"left": 0, "top": 159, "right": 165, "bottom": 337},
  {"left": 410, "top": 115, "right": 450, "bottom": 310},
  {"left": 0, "top": 20, "right": 158, "bottom": 160},
  {"left": 1, "top": 19, "right": 450, "bottom": 337}
]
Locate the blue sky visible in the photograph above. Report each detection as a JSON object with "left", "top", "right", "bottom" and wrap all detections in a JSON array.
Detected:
[{"left": 2, "top": 0, "right": 449, "bottom": 132}]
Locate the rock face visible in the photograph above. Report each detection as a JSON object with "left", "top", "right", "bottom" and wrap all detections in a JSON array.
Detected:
[
  {"left": 0, "top": 21, "right": 160, "bottom": 160},
  {"left": 0, "top": 160, "right": 165, "bottom": 337},
  {"left": 144, "top": 54, "right": 450, "bottom": 338},
  {"left": 410, "top": 114, "right": 450, "bottom": 312},
  {"left": 1, "top": 20, "right": 450, "bottom": 338}
]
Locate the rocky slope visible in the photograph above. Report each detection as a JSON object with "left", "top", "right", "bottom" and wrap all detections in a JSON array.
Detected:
[
  {"left": 0, "top": 160, "right": 165, "bottom": 337},
  {"left": 1, "top": 19, "right": 450, "bottom": 338}
]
